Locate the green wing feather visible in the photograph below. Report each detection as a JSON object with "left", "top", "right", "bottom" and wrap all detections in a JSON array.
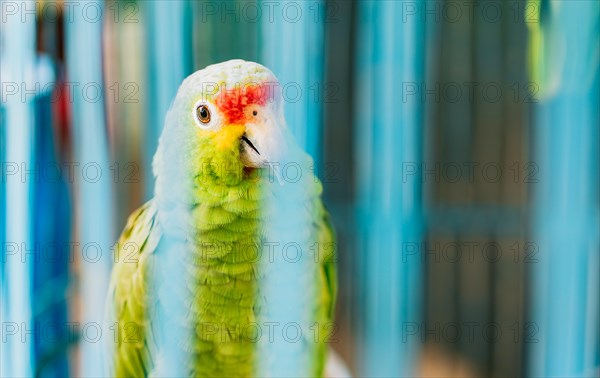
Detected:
[
  {"left": 321, "top": 208, "right": 337, "bottom": 320},
  {"left": 314, "top": 202, "right": 338, "bottom": 374},
  {"left": 107, "top": 201, "right": 161, "bottom": 377}
]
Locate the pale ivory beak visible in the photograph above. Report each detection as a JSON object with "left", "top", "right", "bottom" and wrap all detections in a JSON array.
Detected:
[{"left": 239, "top": 105, "right": 290, "bottom": 185}]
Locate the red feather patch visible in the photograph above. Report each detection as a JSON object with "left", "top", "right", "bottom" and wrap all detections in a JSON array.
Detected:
[{"left": 215, "top": 83, "right": 275, "bottom": 124}]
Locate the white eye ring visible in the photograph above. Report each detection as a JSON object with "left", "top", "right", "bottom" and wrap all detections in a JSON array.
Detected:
[{"left": 192, "top": 100, "right": 220, "bottom": 130}]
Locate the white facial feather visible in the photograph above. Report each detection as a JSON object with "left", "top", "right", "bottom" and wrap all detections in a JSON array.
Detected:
[{"left": 153, "top": 60, "right": 307, "bottom": 200}]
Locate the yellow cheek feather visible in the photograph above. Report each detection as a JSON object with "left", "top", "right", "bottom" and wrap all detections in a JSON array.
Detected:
[{"left": 211, "top": 124, "right": 246, "bottom": 151}]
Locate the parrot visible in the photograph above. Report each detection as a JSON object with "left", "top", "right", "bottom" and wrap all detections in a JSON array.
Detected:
[{"left": 105, "top": 60, "right": 338, "bottom": 377}]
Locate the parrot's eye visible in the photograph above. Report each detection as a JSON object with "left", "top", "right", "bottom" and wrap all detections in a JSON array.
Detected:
[
  {"left": 252, "top": 110, "right": 258, "bottom": 116},
  {"left": 196, "top": 105, "right": 211, "bottom": 124}
]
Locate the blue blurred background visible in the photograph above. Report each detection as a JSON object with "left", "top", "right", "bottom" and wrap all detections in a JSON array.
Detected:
[{"left": 1, "top": 0, "right": 599, "bottom": 377}]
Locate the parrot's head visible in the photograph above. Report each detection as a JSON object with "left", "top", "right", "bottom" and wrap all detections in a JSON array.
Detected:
[{"left": 154, "top": 60, "right": 297, "bottom": 202}]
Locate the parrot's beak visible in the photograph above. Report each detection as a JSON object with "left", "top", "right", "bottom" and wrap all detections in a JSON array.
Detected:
[
  {"left": 238, "top": 105, "right": 286, "bottom": 169},
  {"left": 241, "top": 134, "right": 260, "bottom": 156},
  {"left": 239, "top": 132, "right": 263, "bottom": 168}
]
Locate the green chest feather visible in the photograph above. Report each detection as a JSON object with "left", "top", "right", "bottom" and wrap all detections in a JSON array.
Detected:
[{"left": 188, "top": 178, "right": 265, "bottom": 376}]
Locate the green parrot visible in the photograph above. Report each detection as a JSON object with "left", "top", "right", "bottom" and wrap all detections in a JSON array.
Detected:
[{"left": 105, "top": 60, "right": 337, "bottom": 377}]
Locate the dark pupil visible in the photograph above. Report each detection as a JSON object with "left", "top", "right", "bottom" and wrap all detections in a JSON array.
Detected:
[{"left": 197, "top": 106, "right": 210, "bottom": 122}]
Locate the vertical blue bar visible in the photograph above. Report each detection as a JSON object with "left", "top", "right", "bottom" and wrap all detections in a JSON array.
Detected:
[
  {"left": 143, "top": 1, "right": 192, "bottom": 376},
  {"left": 260, "top": 0, "right": 324, "bottom": 163},
  {"left": 143, "top": 0, "right": 191, "bottom": 198},
  {"left": 355, "top": 1, "right": 424, "bottom": 376},
  {"left": 1, "top": 0, "right": 36, "bottom": 376},
  {"left": 0, "top": 76, "right": 5, "bottom": 378},
  {"left": 65, "top": 2, "right": 113, "bottom": 376},
  {"left": 259, "top": 1, "right": 325, "bottom": 376},
  {"left": 531, "top": 1, "right": 600, "bottom": 377}
]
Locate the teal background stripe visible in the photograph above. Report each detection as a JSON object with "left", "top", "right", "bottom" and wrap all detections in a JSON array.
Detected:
[
  {"left": 354, "top": 1, "right": 425, "bottom": 376},
  {"left": 1, "top": 0, "right": 36, "bottom": 376},
  {"left": 531, "top": 1, "right": 600, "bottom": 376},
  {"left": 65, "top": 1, "right": 114, "bottom": 375}
]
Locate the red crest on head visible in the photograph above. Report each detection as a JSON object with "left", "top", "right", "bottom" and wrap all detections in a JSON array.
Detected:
[{"left": 215, "top": 83, "right": 276, "bottom": 124}]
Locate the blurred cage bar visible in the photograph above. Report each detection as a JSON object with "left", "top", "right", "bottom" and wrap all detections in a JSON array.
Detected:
[
  {"left": 0, "top": 0, "right": 599, "bottom": 377},
  {"left": 528, "top": 1, "right": 599, "bottom": 376},
  {"left": 2, "top": 0, "right": 37, "bottom": 376}
]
